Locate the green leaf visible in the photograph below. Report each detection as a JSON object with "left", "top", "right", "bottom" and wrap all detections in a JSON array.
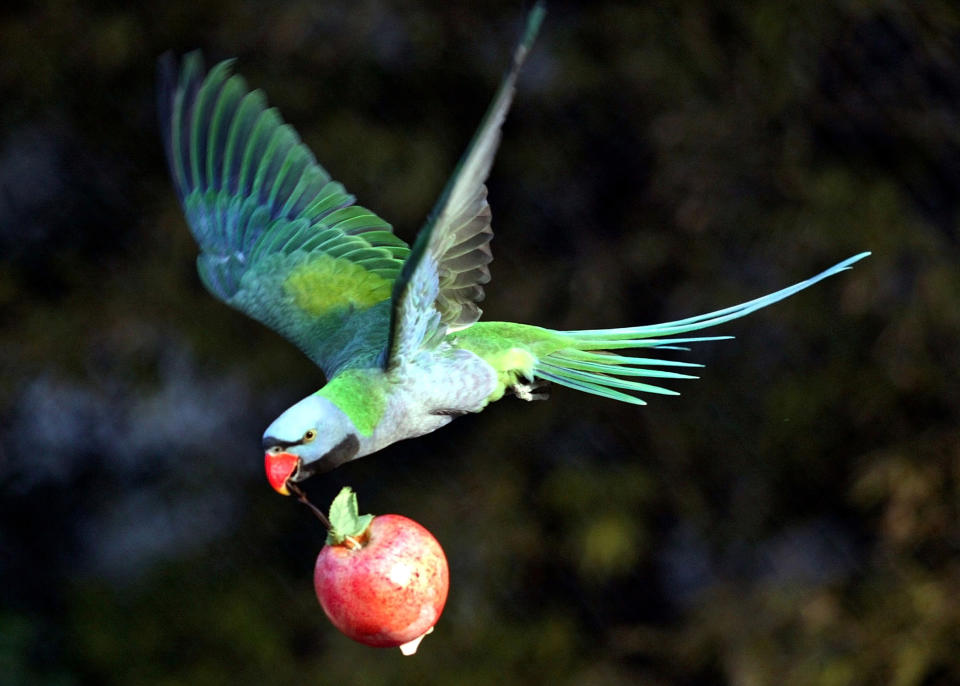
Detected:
[{"left": 326, "top": 486, "right": 374, "bottom": 546}]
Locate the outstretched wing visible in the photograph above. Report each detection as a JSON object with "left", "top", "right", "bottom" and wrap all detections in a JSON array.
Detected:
[
  {"left": 385, "top": 2, "right": 545, "bottom": 368},
  {"left": 158, "top": 53, "right": 410, "bottom": 376}
]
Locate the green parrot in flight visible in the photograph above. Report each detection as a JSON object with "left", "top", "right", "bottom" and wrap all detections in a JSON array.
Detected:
[{"left": 158, "top": 4, "right": 868, "bottom": 495}]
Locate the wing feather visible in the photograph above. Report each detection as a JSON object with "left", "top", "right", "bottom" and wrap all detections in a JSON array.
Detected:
[
  {"left": 158, "top": 52, "right": 411, "bottom": 376},
  {"left": 385, "top": 3, "right": 545, "bottom": 368}
]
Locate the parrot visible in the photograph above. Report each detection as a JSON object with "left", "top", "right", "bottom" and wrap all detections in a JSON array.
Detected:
[{"left": 157, "top": 4, "right": 868, "bottom": 496}]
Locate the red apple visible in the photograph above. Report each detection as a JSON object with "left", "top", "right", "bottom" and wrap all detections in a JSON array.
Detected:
[{"left": 313, "top": 488, "right": 449, "bottom": 655}]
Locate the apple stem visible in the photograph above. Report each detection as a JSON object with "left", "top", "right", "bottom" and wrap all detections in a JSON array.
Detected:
[{"left": 288, "top": 482, "right": 333, "bottom": 532}]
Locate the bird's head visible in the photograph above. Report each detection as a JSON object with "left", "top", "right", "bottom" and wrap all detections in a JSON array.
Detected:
[{"left": 262, "top": 394, "right": 360, "bottom": 495}]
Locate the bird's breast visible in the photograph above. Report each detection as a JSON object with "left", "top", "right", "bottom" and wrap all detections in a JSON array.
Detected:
[{"left": 363, "top": 349, "right": 498, "bottom": 453}]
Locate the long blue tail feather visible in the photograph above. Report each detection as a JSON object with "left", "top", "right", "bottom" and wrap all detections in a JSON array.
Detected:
[{"left": 536, "top": 252, "right": 870, "bottom": 404}]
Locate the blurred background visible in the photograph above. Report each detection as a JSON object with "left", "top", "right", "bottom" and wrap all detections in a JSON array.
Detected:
[{"left": 2, "top": 0, "right": 958, "bottom": 684}]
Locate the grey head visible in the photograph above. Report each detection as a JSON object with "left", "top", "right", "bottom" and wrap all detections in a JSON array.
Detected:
[{"left": 262, "top": 393, "right": 360, "bottom": 492}]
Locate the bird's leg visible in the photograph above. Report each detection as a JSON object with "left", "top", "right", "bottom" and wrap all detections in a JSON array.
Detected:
[{"left": 511, "top": 379, "right": 549, "bottom": 401}]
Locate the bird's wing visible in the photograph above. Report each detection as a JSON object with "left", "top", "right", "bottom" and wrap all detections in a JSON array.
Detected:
[
  {"left": 385, "top": 2, "right": 545, "bottom": 369},
  {"left": 158, "top": 53, "right": 409, "bottom": 377}
]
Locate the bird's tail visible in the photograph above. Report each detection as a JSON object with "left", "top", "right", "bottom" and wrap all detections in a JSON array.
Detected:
[{"left": 531, "top": 252, "right": 870, "bottom": 405}]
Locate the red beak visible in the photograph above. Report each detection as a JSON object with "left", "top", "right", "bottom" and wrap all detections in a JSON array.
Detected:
[{"left": 265, "top": 451, "right": 301, "bottom": 495}]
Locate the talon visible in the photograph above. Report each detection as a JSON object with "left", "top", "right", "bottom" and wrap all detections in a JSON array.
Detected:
[{"left": 512, "top": 380, "right": 549, "bottom": 401}]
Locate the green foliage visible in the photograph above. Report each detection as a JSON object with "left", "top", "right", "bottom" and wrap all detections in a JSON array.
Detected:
[{"left": 326, "top": 486, "right": 374, "bottom": 546}]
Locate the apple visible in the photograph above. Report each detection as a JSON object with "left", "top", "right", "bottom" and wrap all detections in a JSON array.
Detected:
[{"left": 313, "top": 488, "right": 449, "bottom": 655}]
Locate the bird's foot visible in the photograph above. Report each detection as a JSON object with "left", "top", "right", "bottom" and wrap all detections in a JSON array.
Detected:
[{"left": 512, "top": 380, "right": 549, "bottom": 402}]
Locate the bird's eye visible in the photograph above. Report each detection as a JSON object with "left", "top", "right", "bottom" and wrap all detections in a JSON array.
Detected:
[{"left": 303, "top": 429, "right": 317, "bottom": 443}]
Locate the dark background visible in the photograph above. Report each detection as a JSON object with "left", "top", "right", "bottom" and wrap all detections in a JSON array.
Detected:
[{"left": 2, "top": 1, "right": 958, "bottom": 684}]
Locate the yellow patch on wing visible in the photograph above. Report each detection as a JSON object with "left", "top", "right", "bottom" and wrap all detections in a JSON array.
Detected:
[{"left": 284, "top": 254, "right": 392, "bottom": 316}]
